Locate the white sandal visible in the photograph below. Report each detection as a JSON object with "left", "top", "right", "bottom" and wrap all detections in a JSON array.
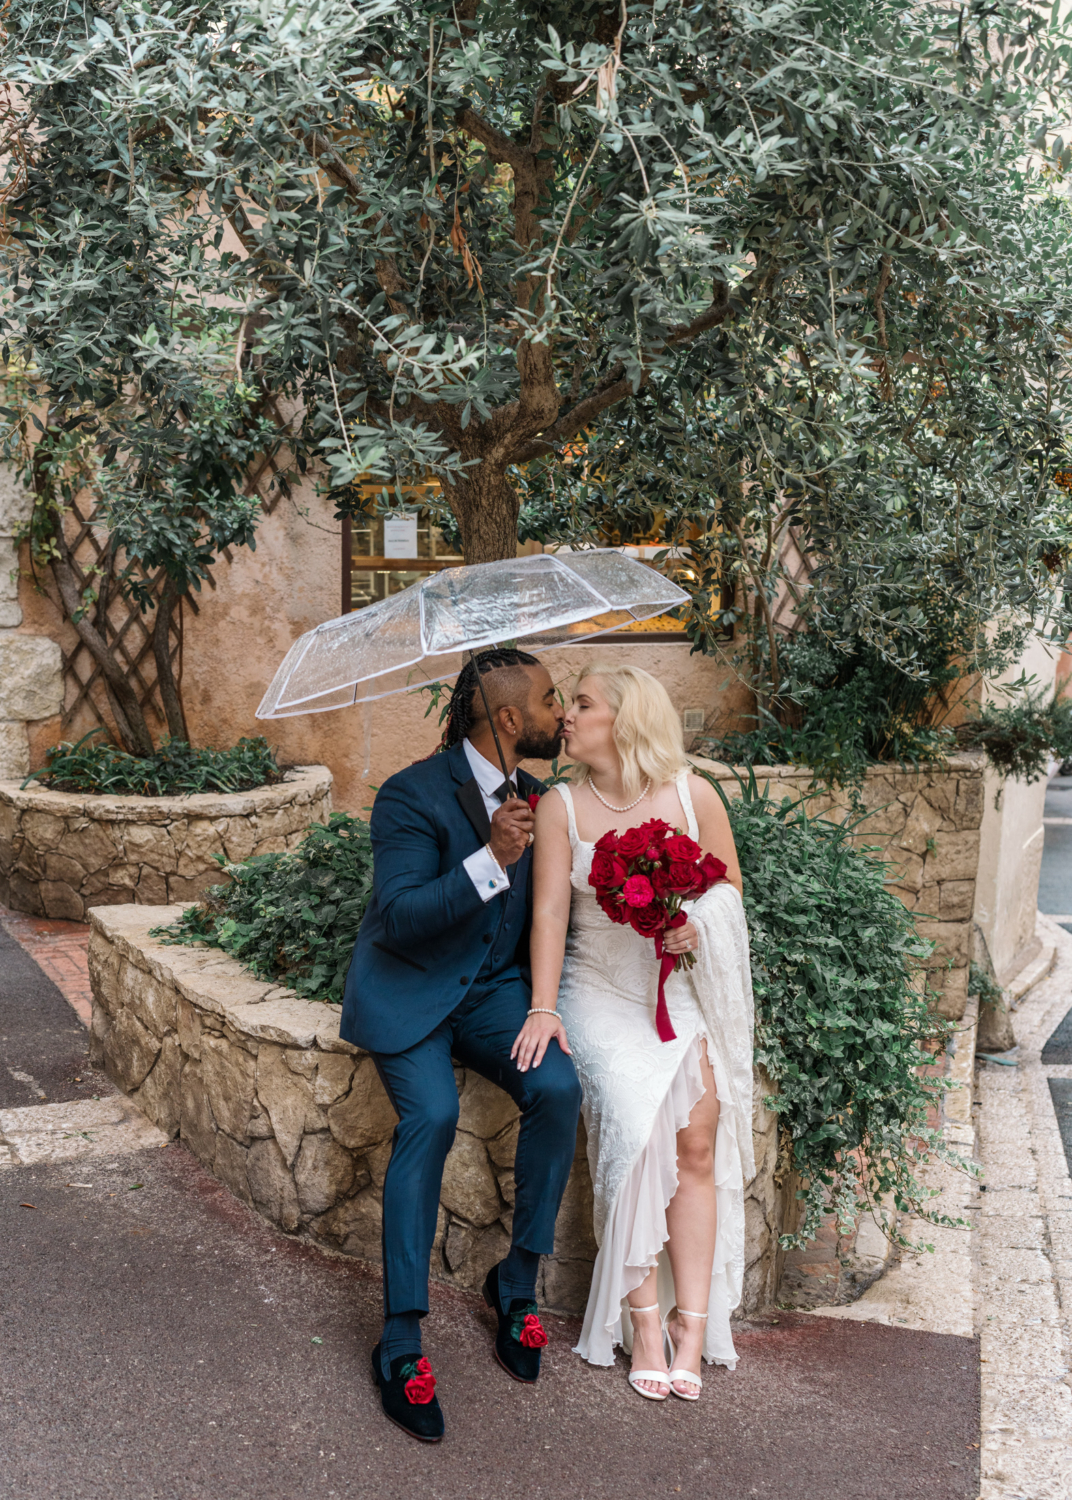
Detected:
[
  {"left": 663, "top": 1307, "right": 706, "bottom": 1401},
  {"left": 625, "top": 1303, "right": 671, "bottom": 1401}
]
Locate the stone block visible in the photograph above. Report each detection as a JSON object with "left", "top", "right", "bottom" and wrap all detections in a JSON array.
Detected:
[
  {"left": 312, "top": 1052, "right": 355, "bottom": 1107},
  {"left": 953, "top": 776, "right": 984, "bottom": 830},
  {"left": 0, "top": 634, "right": 63, "bottom": 720},
  {"left": 87, "top": 931, "right": 121, "bottom": 1013},
  {"left": 135, "top": 867, "right": 168, "bottom": 905},
  {"left": 284, "top": 1049, "right": 316, "bottom": 1079},
  {"left": 542, "top": 1256, "right": 594, "bottom": 1315},
  {"left": 924, "top": 830, "right": 981, "bottom": 884},
  {"left": 39, "top": 880, "right": 84, "bottom": 920},
  {"left": 219, "top": 818, "right": 256, "bottom": 863},
  {"left": 457, "top": 1071, "right": 520, "bottom": 1139},
  {"left": 486, "top": 1119, "right": 520, "bottom": 1171},
  {"left": 440, "top": 1132, "right": 502, "bottom": 1227},
  {"left": 327, "top": 1057, "right": 398, "bottom": 1152},
  {"left": 214, "top": 1133, "right": 252, "bottom": 1205},
  {"left": 167, "top": 873, "right": 216, "bottom": 904},
  {"left": 314, "top": 1186, "right": 383, "bottom": 1259},
  {"left": 177, "top": 996, "right": 202, "bottom": 1060},
  {"left": 116, "top": 956, "right": 176, "bottom": 1039},
  {"left": 7, "top": 870, "right": 43, "bottom": 914},
  {"left": 132, "top": 1034, "right": 181, "bottom": 1137},
  {"left": 939, "top": 880, "right": 976, "bottom": 921},
  {"left": 42, "top": 851, "right": 86, "bottom": 886},
  {"left": 180, "top": 1060, "right": 217, "bottom": 1165},
  {"left": 199, "top": 1032, "right": 256, "bottom": 1142},
  {"left": 0, "top": 720, "right": 28, "bottom": 779},
  {"left": 176, "top": 819, "right": 226, "bottom": 878},
  {"left": 365, "top": 1138, "right": 393, "bottom": 1189},
  {"left": 899, "top": 794, "right": 944, "bottom": 856},
  {"left": 247, "top": 1137, "right": 301, "bottom": 1231},
  {"left": 22, "top": 809, "right": 66, "bottom": 851},
  {"left": 61, "top": 820, "right": 122, "bottom": 874},
  {"left": 294, "top": 1131, "right": 355, "bottom": 1216},
  {"left": 441, "top": 1220, "right": 510, "bottom": 1291},
  {"left": 123, "top": 823, "right": 179, "bottom": 872},
  {"left": 0, "top": 465, "right": 33, "bottom": 532},
  {"left": 106, "top": 1005, "right": 161, "bottom": 1091},
  {"left": 934, "top": 964, "right": 969, "bottom": 1021},
  {"left": 256, "top": 1043, "right": 312, "bottom": 1166},
  {"left": 913, "top": 919, "right": 969, "bottom": 967}
]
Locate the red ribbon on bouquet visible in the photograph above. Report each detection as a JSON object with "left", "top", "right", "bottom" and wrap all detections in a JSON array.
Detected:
[
  {"left": 652, "top": 911, "right": 688, "bottom": 1042},
  {"left": 588, "top": 819, "right": 726, "bottom": 1042}
]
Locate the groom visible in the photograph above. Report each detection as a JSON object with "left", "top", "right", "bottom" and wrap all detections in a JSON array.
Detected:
[{"left": 340, "top": 647, "right": 582, "bottom": 1443}]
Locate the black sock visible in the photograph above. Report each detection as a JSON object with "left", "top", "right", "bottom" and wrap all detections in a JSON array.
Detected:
[
  {"left": 380, "top": 1311, "right": 422, "bottom": 1380},
  {"left": 498, "top": 1244, "right": 540, "bottom": 1305}
]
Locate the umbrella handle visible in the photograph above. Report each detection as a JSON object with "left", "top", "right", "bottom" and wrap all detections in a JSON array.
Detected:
[{"left": 470, "top": 649, "right": 516, "bottom": 794}]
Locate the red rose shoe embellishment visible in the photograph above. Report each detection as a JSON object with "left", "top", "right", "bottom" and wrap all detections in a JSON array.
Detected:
[
  {"left": 518, "top": 1314, "right": 548, "bottom": 1349},
  {"left": 402, "top": 1356, "right": 437, "bottom": 1404}
]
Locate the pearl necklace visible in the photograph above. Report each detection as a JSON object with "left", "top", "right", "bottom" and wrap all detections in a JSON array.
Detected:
[{"left": 586, "top": 773, "right": 652, "bottom": 814}]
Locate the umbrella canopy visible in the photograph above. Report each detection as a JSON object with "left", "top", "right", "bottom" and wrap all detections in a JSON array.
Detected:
[{"left": 256, "top": 550, "right": 690, "bottom": 719}]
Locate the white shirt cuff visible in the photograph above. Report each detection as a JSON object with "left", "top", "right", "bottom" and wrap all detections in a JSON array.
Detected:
[{"left": 464, "top": 845, "right": 511, "bottom": 901}]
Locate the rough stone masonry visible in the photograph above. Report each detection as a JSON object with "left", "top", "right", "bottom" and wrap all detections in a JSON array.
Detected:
[{"left": 87, "top": 904, "right": 790, "bottom": 1318}]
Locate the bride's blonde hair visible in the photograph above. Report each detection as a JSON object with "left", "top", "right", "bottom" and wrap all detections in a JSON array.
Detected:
[{"left": 571, "top": 663, "right": 688, "bottom": 801}]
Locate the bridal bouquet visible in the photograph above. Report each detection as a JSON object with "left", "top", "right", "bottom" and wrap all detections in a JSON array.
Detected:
[{"left": 588, "top": 819, "right": 726, "bottom": 1042}]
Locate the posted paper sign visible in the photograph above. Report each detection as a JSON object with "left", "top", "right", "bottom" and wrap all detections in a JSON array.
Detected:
[{"left": 383, "top": 514, "right": 419, "bottom": 559}]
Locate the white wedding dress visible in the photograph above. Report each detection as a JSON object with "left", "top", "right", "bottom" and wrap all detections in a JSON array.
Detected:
[{"left": 554, "top": 773, "right": 755, "bottom": 1369}]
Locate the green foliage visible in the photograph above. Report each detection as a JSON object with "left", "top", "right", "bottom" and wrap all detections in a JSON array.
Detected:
[
  {"left": 25, "top": 731, "right": 281, "bottom": 797},
  {"left": 153, "top": 813, "right": 374, "bottom": 1005},
  {"left": 703, "top": 770, "right": 968, "bottom": 1248},
  {"left": 968, "top": 961, "right": 1006, "bottom": 1014},
  {"left": 958, "top": 685, "right": 1072, "bottom": 782}
]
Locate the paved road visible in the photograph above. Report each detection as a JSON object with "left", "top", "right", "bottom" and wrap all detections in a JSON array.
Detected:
[{"left": 0, "top": 926, "right": 981, "bottom": 1499}]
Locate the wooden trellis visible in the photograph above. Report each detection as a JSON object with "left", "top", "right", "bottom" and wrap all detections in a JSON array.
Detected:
[{"left": 61, "top": 393, "right": 290, "bottom": 743}]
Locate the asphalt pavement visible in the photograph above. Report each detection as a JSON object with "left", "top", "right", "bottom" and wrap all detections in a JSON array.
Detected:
[{"left": 0, "top": 922, "right": 981, "bottom": 1500}]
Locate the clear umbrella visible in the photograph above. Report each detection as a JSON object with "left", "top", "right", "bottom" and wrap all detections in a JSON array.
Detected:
[{"left": 255, "top": 550, "right": 690, "bottom": 720}]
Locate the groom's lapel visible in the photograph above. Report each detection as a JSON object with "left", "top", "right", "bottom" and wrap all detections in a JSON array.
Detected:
[{"left": 455, "top": 778, "right": 492, "bottom": 846}]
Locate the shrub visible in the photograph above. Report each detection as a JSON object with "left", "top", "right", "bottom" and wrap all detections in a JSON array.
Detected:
[
  {"left": 957, "top": 687, "right": 1072, "bottom": 782},
  {"left": 159, "top": 776, "right": 966, "bottom": 1248},
  {"left": 703, "top": 770, "right": 968, "bottom": 1249},
  {"left": 154, "top": 813, "right": 373, "bottom": 1005},
  {"left": 24, "top": 731, "right": 282, "bottom": 798}
]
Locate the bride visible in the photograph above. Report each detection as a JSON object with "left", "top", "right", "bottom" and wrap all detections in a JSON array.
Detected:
[{"left": 510, "top": 664, "right": 754, "bottom": 1401}]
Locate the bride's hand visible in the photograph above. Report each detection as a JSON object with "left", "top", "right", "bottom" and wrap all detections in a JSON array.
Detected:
[
  {"left": 511, "top": 1011, "right": 572, "bottom": 1072},
  {"left": 663, "top": 919, "right": 699, "bottom": 956}
]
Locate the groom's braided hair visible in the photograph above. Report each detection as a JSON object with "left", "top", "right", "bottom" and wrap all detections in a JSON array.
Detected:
[{"left": 441, "top": 648, "right": 540, "bottom": 749}]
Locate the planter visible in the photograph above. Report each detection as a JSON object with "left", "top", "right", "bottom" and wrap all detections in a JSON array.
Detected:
[
  {"left": 0, "top": 766, "right": 332, "bottom": 921},
  {"left": 87, "top": 904, "right": 789, "bottom": 1317},
  {"left": 691, "top": 752, "right": 985, "bottom": 1020}
]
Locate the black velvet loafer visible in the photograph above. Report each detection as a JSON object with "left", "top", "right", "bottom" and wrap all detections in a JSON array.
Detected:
[
  {"left": 482, "top": 1262, "right": 549, "bottom": 1384},
  {"left": 371, "top": 1344, "right": 444, "bottom": 1442}
]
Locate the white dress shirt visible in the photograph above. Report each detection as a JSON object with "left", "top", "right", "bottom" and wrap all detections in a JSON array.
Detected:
[{"left": 461, "top": 738, "right": 518, "bottom": 902}]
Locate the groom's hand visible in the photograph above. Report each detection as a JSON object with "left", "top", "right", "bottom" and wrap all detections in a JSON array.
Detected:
[
  {"left": 511, "top": 1010, "right": 572, "bottom": 1073},
  {"left": 488, "top": 797, "right": 535, "bottom": 868}
]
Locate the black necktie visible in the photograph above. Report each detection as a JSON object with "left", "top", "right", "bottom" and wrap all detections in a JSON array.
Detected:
[{"left": 493, "top": 780, "right": 515, "bottom": 804}]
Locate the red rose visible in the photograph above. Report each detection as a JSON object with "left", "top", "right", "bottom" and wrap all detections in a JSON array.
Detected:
[
  {"left": 616, "top": 827, "right": 649, "bottom": 859},
  {"left": 629, "top": 903, "right": 666, "bottom": 937},
  {"left": 664, "top": 833, "right": 702, "bottom": 862},
  {"left": 528, "top": 793, "right": 541, "bottom": 812},
  {"left": 518, "top": 1314, "right": 548, "bottom": 1349},
  {"left": 589, "top": 850, "right": 627, "bottom": 888},
  {"left": 651, "top": 866, "right": 674, "bottom": 896},
  {"left": 666, "top": 860, "right": 701, "bottom": 893},
  {"left": 597, "top": 894, "right": 628, "bottom": 925},
  {"left": 697, "top": 852, "right": 727, "bottom": 889},
  {"left": 623, "top": 874, "right": 654, "bottom": 907},
  {"left": 403, "top": 1357, "right": 437, "bottom": 1404},
  {"left": 594, "top": 830, "right": 619, "bottom": 853}
]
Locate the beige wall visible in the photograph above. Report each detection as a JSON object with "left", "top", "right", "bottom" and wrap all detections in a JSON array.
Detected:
[
  {"left": 972, "top": 631, "right": 1056, "bottom": 983},
  {"left": 18, "top": 474, "right": 745, "bottom": 809}
]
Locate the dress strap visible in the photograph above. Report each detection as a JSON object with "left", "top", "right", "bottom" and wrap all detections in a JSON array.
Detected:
[
  {"left": 676, "top": 769, "right": 700, "bottom": 841},
  {"left": 552, "top": 780, "right": 581, "bottom": 847}
]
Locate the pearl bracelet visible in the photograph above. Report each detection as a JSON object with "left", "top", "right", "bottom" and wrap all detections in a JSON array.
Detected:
[{"left": 527, "top": 1008, "right": 559, "bottom": 1018}]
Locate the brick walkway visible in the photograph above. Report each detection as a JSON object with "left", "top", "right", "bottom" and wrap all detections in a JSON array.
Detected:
[{"left": 0, "top": 904, "right": 92, "bottom": 1025}]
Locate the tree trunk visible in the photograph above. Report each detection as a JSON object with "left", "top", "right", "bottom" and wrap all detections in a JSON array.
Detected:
[
  {"left": 152, "top": 576, "right": 189, "bottom": 743},
  {"left": 449, "top": 463, "right": 521, "bottom": 565}
]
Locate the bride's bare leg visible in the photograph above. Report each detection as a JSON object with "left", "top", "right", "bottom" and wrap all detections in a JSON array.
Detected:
[
  {"left": 626, "top": 1272, "right": 670, "bottom": 1397},
  {"left": 665, "top": 1040, "right": 720, "bottom": 1395}
]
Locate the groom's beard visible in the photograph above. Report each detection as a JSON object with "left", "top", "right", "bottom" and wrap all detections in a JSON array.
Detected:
[{"left": 514, "top": 720, "right": 564, "bottom": 761}]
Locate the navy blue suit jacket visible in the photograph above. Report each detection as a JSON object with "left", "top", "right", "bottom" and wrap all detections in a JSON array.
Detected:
[{"left": 339, "top": 742, "right": 544, "bottom": 1055}]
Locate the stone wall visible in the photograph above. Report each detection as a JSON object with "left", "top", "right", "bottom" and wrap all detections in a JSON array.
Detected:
[
  {"left": 87, "top": 904, "right": 789, "bottom": 1317},
  {"left": 0, "top": 766, "right": 332, "bottom": 920},
  {"left": 0, "top": 467, "right": 64, "bottom": 778},
  {"left": 691, "top": 752, "right": 986, "bottom": 1021}
]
